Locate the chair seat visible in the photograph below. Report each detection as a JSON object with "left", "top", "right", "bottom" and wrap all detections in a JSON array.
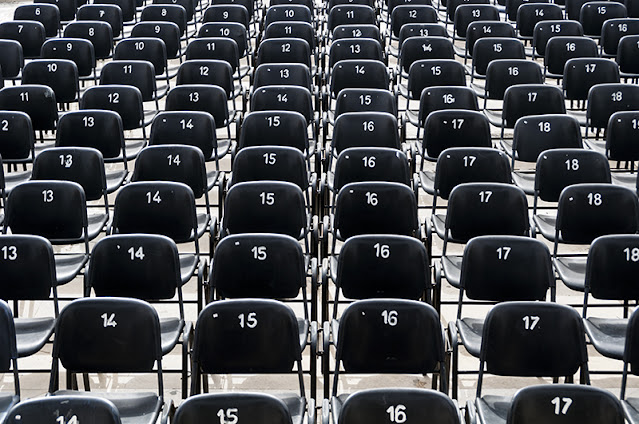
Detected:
[
  {"left": 567, "top": 109, "right": 588, "bottom": 127},
  {"left": 432, "top": 214, "right": 446, "bottom": 239},
  {"left": 160, "top": 317, "right": 185, "bottom": 356},
  {"left": 210, "top": 139, "right": 232, "bottom": 161},
  {"left": 553, "top": 256, "right": 586, "bottom": 291},
  {"left": 0, "top": 394, "right": 19, "bottom": 423},
  {"left": 87, "top": 212, "right": 109, "bottom": 240},
  {"left": 584, "top": 317, "right": 627, "bottom": 360},
  {"left": 55, "top": 253, "right": 89, "bottom": 285},
  {"left": 499, "top": 139, "right": 514, "bottom": 157},
  {"left": 330, "top": 393, "right": 351, "bottom": 423},
  {"left": 511, "top": 172, "right": 535, "bottom": 195},
  {"left": 3, "top": 170, "right": 32, "bottom": 193},
  {"left": 179, "top": 254, "right": 199, "bottom": 285},
  {"left": 611, "top": 172, "right": 638, "bottom": 192},
  {"left": 533, "top": 213, "right": 557, "bottom": 241},
  {"left": 583, "top": 139, "right": 606, "bottom": 155},
  {"left": 418, "top": 171, "right": 436, "bottom": 195},
  {"left": 483, "top": 109, "right": 503, "bottom": 128},
  {"left": 406, "top": 109, "right": 420, "bottom": 128},
  {"left": 196, "top": 213, "right": 209, "bottom": 239},
  {"left": 457, "top": 317, "right": 483, "bottom": 358},
  {"left": 106, "top": 169, "right": 128, "bottom": 194},
  {"left": 123, "top": 139, "right": 148, "bottom": 162},
  {"left": 475, "top": 395, "right": 513, "bottom": 424},
  {"left": 441, "top": 255, "right": 462, "bottom": 288},
  {"left": 15, "top": 317, "right": 55, "bottom": 357},
  {"left": 623, "top": 397, "right": 639, "bottom": 424},
  {"left": 297, "top": 318, "right": 310, "bottom": 350},
  {"left": 53, "top": 390, "right": 162, "bottom": 424},
  {"left": 207, "top": 170, "right": 222, "bottom": 191}
]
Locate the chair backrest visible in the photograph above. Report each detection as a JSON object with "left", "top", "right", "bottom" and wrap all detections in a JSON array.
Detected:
[
  {"left": 587, "top": 83, "right": 639, "bottom": 131},
  {"left": 41, "top": 38, "right": 96, "bottom": 78},
  {"left": 580, "top": 1, "right": 627, "bottom": 37},
  {"left": 544, "top": 36, "right": 598, "bottom": 76},
  {"left": 334, "top": 88, "right": 398, "bottom": 117},
  {"left": 186, "top": 38, "right": 240, "bottom": 73},
  {"left": 330, "top": 60, "right": 389, "bottom": 96},
  {"left": 333, "top": 24, "right": 383, "bottom": 43},
  {"left": 154, "top": 0, "right": 194, "bottom": 21},
  {"left": 448, "top": 0, "right": 490, "bottom": 22},
  {"left": 230, "top": 146, "right": 309, "bottom": 190},
  {"left": 114, "top": 38, "right": 168, "bottom": 77},
  {"left": 399, "top": 23, "right": 447, "bottom": 44},
  {"left": 63, "top": 21, "right": 113, "bottom": 60},
  {"left": 199, "top": 22, "right": 249, "bottom": 57},
  {"left": 33, "top": 147, "right": 108, "bottom": 202},
  {"left": 583, "top": 235, "right": 639, "bottom": 309},
  {"left": 484, "top": 59, "right": 543, "bottom": 101},
  {"left": 0, "top": 234, "right": 56, "bottom": 301},
  {"left": 77, "top": 4, "right": 123, "bottom": 38},
  {"left": 507, "top": 385, "right": 625, "bottom": 424},
  {"left": 111, "top": 181, "right": 199, "bottom": 244},
  {"left": 466, "top": 21, "right": 516, "bottom": 56},
  {"left": 0, "top": 40, "right": 24, "bottom": 79},
  {"left": 336, "top": 234, "right": 430, "bottom": 302},
  {"left": 94, "top": 0, "right": 136, "bottom": 22},
  {"left": 257, "top": 38, "right": 311, "bottom": 67},
  {"left": 601, "top": 18, "right": 639, "bottom": 56},
  {"left": 251, "top": 85, "right": 314, "bottom": 123},
  {"left": 328, "top": 38, "right": 383, "bottom": 69},
  {"left": 332, "top": 112, "right": 399, "bottom": 156},
  {"left": 503, "top": 84, "right": 565, "bottom": 129},
  {"left": 265, "top": 5, "right": 312, "bottom": 27},
  {"left": 399, "top": 36, "right": 454, "bottom": 74},
  {"left": 0, "top": 21, "right": 46, "bottom": 59},
  {"left": 408, "top": 59, "right": 467, "bottom": 99},
  {"left": 534, "top": 149, "right": 611, "bottom": 203},
  {"left": 40, "top": 0, "right": 78, "bottom": 21},
  {"left": 0, "top": 300, "right": 18, "bottom": 393},
  {"left": 192, "top": 299, "right": 303, "bottom": 375},
  {"left": 239, "top": 111, "right": 309, "bottom": 153},
  {"left": 223, "top": 181, "right": 307, "bottom": 239},
  {"left": 605, "top": 110, "right": 639, "bottom": 161},
  {"left": 334, "top": 182, "right": 419, "bottom": 239},
  {"left": 328, "top": 5, "right": 377, "bottom": 31},
  {"left": 150, "top": 111, "right": 218, "bottom": 161},
  {"left": 14, "top": 4, "right": 60, "bottom": 38},
  {"left": 454, "top": 4, "right": 500, "bottom": 38},
  {"left": 0, "top": 111, "right": 35, "bottom": 161},
  {"left": 0, "top": 85, "right": 58, "bottom": 132},
  {"left": 445, "top": 183, "right": 530, "bottom": 244},
  {"left": 432, "top": 147, "right": 512, "bottom": 200},
  {"left": 50, "top": 297, "right": 162, "bottom": 376},
  {"left": 333, "top": 147, "right": 411, "bottom": 191},
  {"left": 472, "top": 37, "right": 525, "bottom": 76},
  {"left": 141, "top": 4, "right": 188, "bottom": 35},
  {"left": 5, "top": 180, "right": 88, "bottom": 244},
  {"left": 165, "top": 84, "right": 230, "bottom": 127},
  {"left": 203, "top": 5, "right": 249, "bottom": 30},
  {"left": 176, "top": 60, "right": 236, "bottom": 97},
  {"left": 555, "top": 183, "right": 639, "bottom": 244},
  {"left": 459, "top": 236, "right": 553, "bottom": 305},
  {"left": 22, "top": 59, "right": 79, "bottom": 103},
  {"left": 132, "top": 22, "right": 181, "bottom": 60},
  {"left": 616, "top": 34, "right": 639, "bottom": 75},
  {"left": 338, "top": 389, "right": 459, "bottom": 424},
  {"left": 422, "top": 110, "right": 492, "bottom": 160},
  {"left": 512, "top": 114, "right": 582, "bottom": 164},
  {"left": 173, "top": 393, "right": 293, "bottom": 424},
  {"left": 563, "top": 58, "right": 620, "bottom": 101},
  {"left": 209, "top": 233, "right": 305, "bottom": 300},
  {"left": 88, "top": 234, "right": 180, "bottom": 300},
  {"left": 335, "top": 299, "right": 445, "bottom": 390},
  {"left": 100, "top": 60, "right": 157, "bottom": 102},
  {"left": 419, "top": 86, "right": 479, "bottom": 124},
  {"left": 80, "top": 85, "right": 144, "bottom": 131},
  {"left": 264, "top": 21, "right": 315, "bottom": 51},
  {"left": 391, "top": 5, "right": 439, "bottom": 37},
  {"left": 532, "top": 20, "right": 583, "bottom": 58},
  {"left": 6, "top": 396, "right": 122, "bottom": 424},
  {"left": 253, "top": 63, "right": 312, "bottom": 91},
  {"left": 478, "top": 301, "right": 588, "bottom": 394},
  {"left": 516, "top": 3, "right": 563, "bottom": 38}
]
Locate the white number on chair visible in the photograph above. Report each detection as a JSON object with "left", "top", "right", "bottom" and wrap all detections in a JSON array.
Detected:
[
  {"left": 386, "top": 405, "right": 407, "bottom": 423},
  {"left": 238, "top": 312, "right": 257, "bottom": 328},
  {"left": 522, "top": 315, "right": 540, "bottom": 330},
  {"left": 551, "top": 397, "right": 572, "bottom": 415}
]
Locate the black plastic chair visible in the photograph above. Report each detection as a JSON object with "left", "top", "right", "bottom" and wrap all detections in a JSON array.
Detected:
[
  {"left": 6, "top": 396, "right": 122, "bottom": 424},
  {"left": 563, "top": 58, "right": 620, "bottom": 103},
  {"left": 586, "top": 83, "right": 639, "bottom": 137},
  {"left": 76, "top": 4, "right": 123, "bottom": 39},
  {"left": 601, "top": 18, "right": 639, "bottom": 57},
  {"left": 532, "top": 20, "right": 584, "bottom": 59},
  {"left": 63, "top": 21, "right": 114, "bottom": 60},
  {"left": 13, "top": 4, "right": 60, "bottom": 38},
  {"left": 580, "top": 1, "right": 627, "bottom": 38},
  {"left": 22, "top": 59, "right": 79, "bottom": 105},
  {"left": 41, "top": 38, "right": 97, "bottom": 81},
  {"left": 468, "top": 302, "right": 590, "bottom": 424},
  {"left": 0, "top": 21, "right": 46, "bottom": 59},
  {"left": 516, "top": 3, "right": 563, "bottom": 39},
  {"left": 544, "top": 36, "right": 598, "bottom": 80},
  {"left": 0, "top": 300, "right": 19, "bottom": 422},
  {"left": 47, "top": 297, "right": 170, "bottom": 424}
]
